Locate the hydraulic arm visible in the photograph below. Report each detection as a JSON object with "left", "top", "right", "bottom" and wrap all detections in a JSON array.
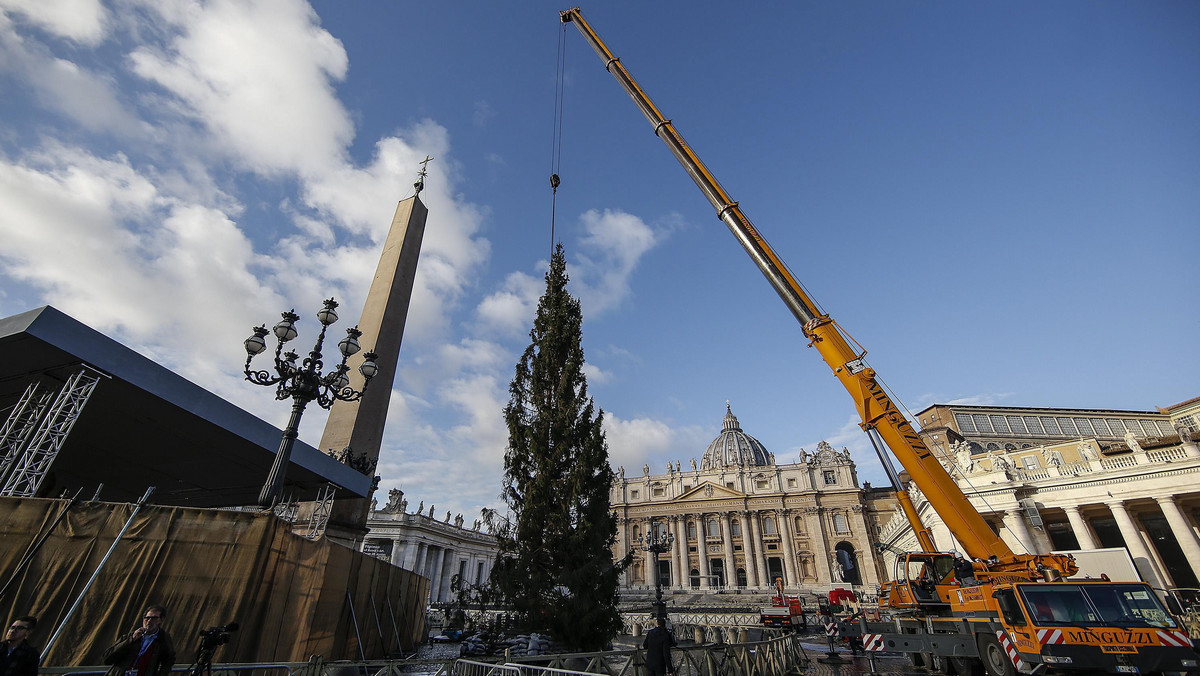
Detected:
[{"left": 561, "top": 8, "right": 1069, "bottom": 575}]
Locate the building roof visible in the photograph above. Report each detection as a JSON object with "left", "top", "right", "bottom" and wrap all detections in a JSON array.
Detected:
[
  {"left": 0, "top": 306, "right": 370, "bottom": 507},
  {"left": 915, "top": 402, "right": 1161, "bottom": 418},
  {"left": 700, "top": 404, "right": 772, "bottom": 469}
]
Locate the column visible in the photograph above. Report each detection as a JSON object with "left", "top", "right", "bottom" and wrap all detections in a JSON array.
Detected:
[
  {"left": 808, "top": 508, "right": 833, "bottom": 584},
  {"left": 742, "top": 511, "right": 760, "bottom": 588},
  {"left": 1109, "top": 501, "right": 1166, "bottom": 587},
  {"left": 719, "top": 513, "right": 737, "bottom": 588},
  {"left": 697, "top": 514, "right": 711, "bottom": 589},
  {"left": 1156, "top": 496, "right": 1200, "bottom": 583},
  {"left": 430, "top": 546, "right": 446, "bottom": 601},
  {"left": 1063, "top": 506, "right": 1099, "bottom": 550},
  {"left": 672, "top": 515, "right": 687, "bottom": 588},
  {"left": 410, "top": 541, "right": 426, "bottom": 574},
  {"left": 778, "top": 510, "right": 799, "bottom": 586},
  {"left": 390, "top": 539, "right": 405, "bottom": 567},
  {"left": 1003, "top": 510, "right": 1036, "bottom": 555},
  {"left": 747, "top": 511, "right": 769, "bottom": 588},
  {"left": 439, "top": 548, "right": 456, "bottom": 602}
]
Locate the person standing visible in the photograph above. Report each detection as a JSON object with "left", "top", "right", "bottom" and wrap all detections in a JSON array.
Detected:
[
  {"left": 1, "top": 615, "right": 40, "bottom": 676},
  {"left": 103, "top": 605, "right": 175, "bottom": 676},
  {"left": 642, "top": 617, "right": 676, "bottom": 676}
]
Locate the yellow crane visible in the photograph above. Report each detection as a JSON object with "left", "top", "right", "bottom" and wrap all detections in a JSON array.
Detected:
[{"left": 561, "top": 8, "right": 1200, "bottom": 675}]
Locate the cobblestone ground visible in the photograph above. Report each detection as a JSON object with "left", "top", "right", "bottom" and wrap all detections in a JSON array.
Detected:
[{"left": 797, "top": 638, "right": 924, "bottom": 675}]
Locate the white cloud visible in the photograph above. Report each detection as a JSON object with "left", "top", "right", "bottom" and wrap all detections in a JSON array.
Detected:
[
  {"left": 128, "top": 0, "right": 353, "bottom": 177},
  {"left": 583, "top": 362, "right": 613, "bottom": 385},
  {"left": 603, "top": 414, "right": 709, "bottom": 476},
  {"left": 476, "top": 270, "right": 542, "bottom": 337},
  {"left": 0, "top": 26, "right": 141, "bottom": 134},
  {"left": 570, "top": 208, "right": 663, "bottom": 316},
  {"left": 0, "top": 0, "right": 108, "bottom": 44}
]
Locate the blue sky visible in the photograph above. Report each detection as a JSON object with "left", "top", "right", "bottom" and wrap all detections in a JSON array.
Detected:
[{"left": 1, "top": 1, "right": 1197, "bottom": 523}]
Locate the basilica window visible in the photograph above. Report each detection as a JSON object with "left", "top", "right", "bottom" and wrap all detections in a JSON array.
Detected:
[
  {"left": 631, "top": 490, "right": 640, "bottom": 500},
  {"left": 707, "top": 519, "right": 719, "bottom": 538},
  {"left": 794, "top": 516, "right": 804, "bottom": 533},
  {"left": 687, "top": 521, "right": 697, "bottom": 540},
  {"left": 1021, "top": 455, "right": 1040, "bottom": 470},
  {"left": 731, "top": 520, "right": 741, "bottom": 536},
  {"left": 1179, "top": 415, "right": 1199, "bottom": 433},
  {"left": 652, "top": 487, "right": 664, "bottom": 497},
  {"left": 823, "top": 470, "right": 837, "bottom": 485},
  {"left": 755, "top": 479, "right": 769, "bottom": 490},
  {"left": 832, "top": 513, "right": 849, "bottom": 534},
  {"left": 632, "top": 525, "right": 640, "bottom": 540},
  {"left": 787, "top": 478, "right": 797, "bottom": 488},
  {"left": 763, "top": 516, "right": 777, "bottom": 536}
]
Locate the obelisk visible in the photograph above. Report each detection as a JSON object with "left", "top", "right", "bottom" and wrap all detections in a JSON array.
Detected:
[{"left": 317, "top": 160, "right": 431, "bottom": 545}]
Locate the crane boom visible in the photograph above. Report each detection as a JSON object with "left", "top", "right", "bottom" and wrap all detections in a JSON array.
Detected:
[{"left": 561, "top": 7, "right": 1025, "bottom": 566}]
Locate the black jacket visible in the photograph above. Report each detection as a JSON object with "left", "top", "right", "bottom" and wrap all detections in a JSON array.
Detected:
[
  {"left": 103, "top": 630, "right": 176, "bottom": 676},
  {"left": 1, "top": 642, "right": 40, "bottom": 676},
  {"left": 643, "top": 626, "right": 676, "bottom": 672}
]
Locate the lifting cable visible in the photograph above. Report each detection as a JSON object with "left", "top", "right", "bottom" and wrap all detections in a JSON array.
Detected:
[{"left": 549, "top": 20, "right": 568, "bottom": 255}]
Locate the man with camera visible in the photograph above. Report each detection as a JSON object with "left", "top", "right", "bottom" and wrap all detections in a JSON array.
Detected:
[{"left": 103, "top": 605, "right": 175, "bottom": 676}]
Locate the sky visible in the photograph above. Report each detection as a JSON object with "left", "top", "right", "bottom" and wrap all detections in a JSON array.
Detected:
[{"left": 1, "top": 0, "right": 1197, "bottom": 524}]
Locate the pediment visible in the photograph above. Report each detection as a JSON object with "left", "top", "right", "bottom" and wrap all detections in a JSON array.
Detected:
[{"left": 676, "top": 481, "right": 744, "bottom": 500}]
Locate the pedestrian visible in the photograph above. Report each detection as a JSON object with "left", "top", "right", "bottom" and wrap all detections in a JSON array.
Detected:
[
  {"left": 1, "top": 615, "right": 40, "bottom": 676},
  {"left": 102, "top": 605, "right": 176, "bottom": 676},
  {"left": 642, "top": 617, "right": 676, "bottom": 676}
]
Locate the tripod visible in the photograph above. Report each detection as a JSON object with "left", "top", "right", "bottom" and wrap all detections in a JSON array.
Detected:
[{"left": 186, "top": 638, "right": 220, "bottom": 676}]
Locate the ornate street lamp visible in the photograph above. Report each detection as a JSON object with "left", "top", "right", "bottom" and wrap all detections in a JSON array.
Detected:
[
  {"left": 243, "top": 298, "right": 379, "bottom": 507},
  {"left": 636, "top": 520, "right": 675, "bottom": 620}
]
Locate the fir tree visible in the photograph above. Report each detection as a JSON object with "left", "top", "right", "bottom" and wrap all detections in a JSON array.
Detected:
[{"left": 487, "top": 243, "right": 630, "bottom": 651}]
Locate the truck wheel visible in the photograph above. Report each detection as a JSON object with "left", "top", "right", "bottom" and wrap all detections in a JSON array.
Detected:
[
  {"left": 949, "top": 656, "right": 982, "bottom": 676},
  {"left": 977, "top": 635, "right": 1016, "bottom": 676}
]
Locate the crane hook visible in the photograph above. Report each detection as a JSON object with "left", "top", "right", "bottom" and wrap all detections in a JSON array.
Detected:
[{"left": 550, "top": 173, "right": 560, "bottom": 191}]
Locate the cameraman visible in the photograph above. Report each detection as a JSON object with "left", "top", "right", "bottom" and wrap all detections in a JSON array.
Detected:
[{"left": 103, "top": 605, "right": 175, "bottom": 676}]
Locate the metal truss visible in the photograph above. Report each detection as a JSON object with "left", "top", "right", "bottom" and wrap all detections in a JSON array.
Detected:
[
  {"left": 0, "top": 367, "right": 102, "bottom": 497},
  {"left": 303, "top": 483, "right": 337, "bottom": 540},
  {"left": 273, "top": 496, "right": 299, "bottom": 523},
  {"left": 0, "top": 382, "right": 53, "bottom": 490}
]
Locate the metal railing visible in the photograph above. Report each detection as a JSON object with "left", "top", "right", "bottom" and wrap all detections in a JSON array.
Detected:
[{"left": 452, "top": 632, "right": 807, "bottom": 676}]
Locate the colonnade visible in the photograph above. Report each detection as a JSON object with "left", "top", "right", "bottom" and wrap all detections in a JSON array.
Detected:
[
  {"left": 986, "top": 497, "right": 1200, "bottom": 590},
  {"left": 381, "top": 539, "right": 493, "bottom": 603}
]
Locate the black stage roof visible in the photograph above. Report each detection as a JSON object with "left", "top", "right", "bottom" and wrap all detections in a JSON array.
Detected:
[{"left": 0, "top": 306, "right": 370, "bottom": 507}]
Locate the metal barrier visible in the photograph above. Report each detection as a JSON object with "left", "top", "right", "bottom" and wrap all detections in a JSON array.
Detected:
[
  {"left": 453, "top": 633, "right": 807, "bottom": 676},
  {"left": 40, "top": 664, "right": 301, "bottom": 676}
]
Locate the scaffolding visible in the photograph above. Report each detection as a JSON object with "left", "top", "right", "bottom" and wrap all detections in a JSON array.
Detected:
[
  {"left": 0, "top": 367, "right": 103, "bottom": 497},
  {"left": 304, "top": 483, "right": 337, "bottom": 540}
]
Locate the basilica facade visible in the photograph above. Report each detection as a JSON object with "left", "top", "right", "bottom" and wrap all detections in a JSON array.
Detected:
[{"left": 610, "top": 406, "right": 898, "bottom": 595}]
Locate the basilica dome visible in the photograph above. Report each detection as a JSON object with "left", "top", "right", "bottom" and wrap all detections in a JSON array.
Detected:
[{"left": 700, "top": 404, "right": 773, "bottom": 469}]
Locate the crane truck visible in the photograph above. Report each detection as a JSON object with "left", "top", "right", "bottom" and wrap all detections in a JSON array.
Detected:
[{"left": 560, "top": 8, "right": 1200, "bottom": 675}]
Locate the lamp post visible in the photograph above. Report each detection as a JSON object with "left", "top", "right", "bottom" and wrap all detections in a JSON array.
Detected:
[
  {"left": 636, "top": 520, "right": 675, "bottom": 621},
  {"left": 243, "top": 298, "right": 379, "bottom": 508}
]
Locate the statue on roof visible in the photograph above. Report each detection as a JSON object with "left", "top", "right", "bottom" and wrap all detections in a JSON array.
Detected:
[
  {"left": 690, "top": 458, "right": 697, "bottom": 471},
  {"left": 952, "top": 440, "right": 975, "bottom": 474},
  {"left": 1124, "top": 430, "right": 1143, "bottom": 453},
  {"left": 1077, "top": 440, "right": 1099, "bottom": 460},
  {"left": 383, "top": 488, "right": 404, "bottom": 513}
]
